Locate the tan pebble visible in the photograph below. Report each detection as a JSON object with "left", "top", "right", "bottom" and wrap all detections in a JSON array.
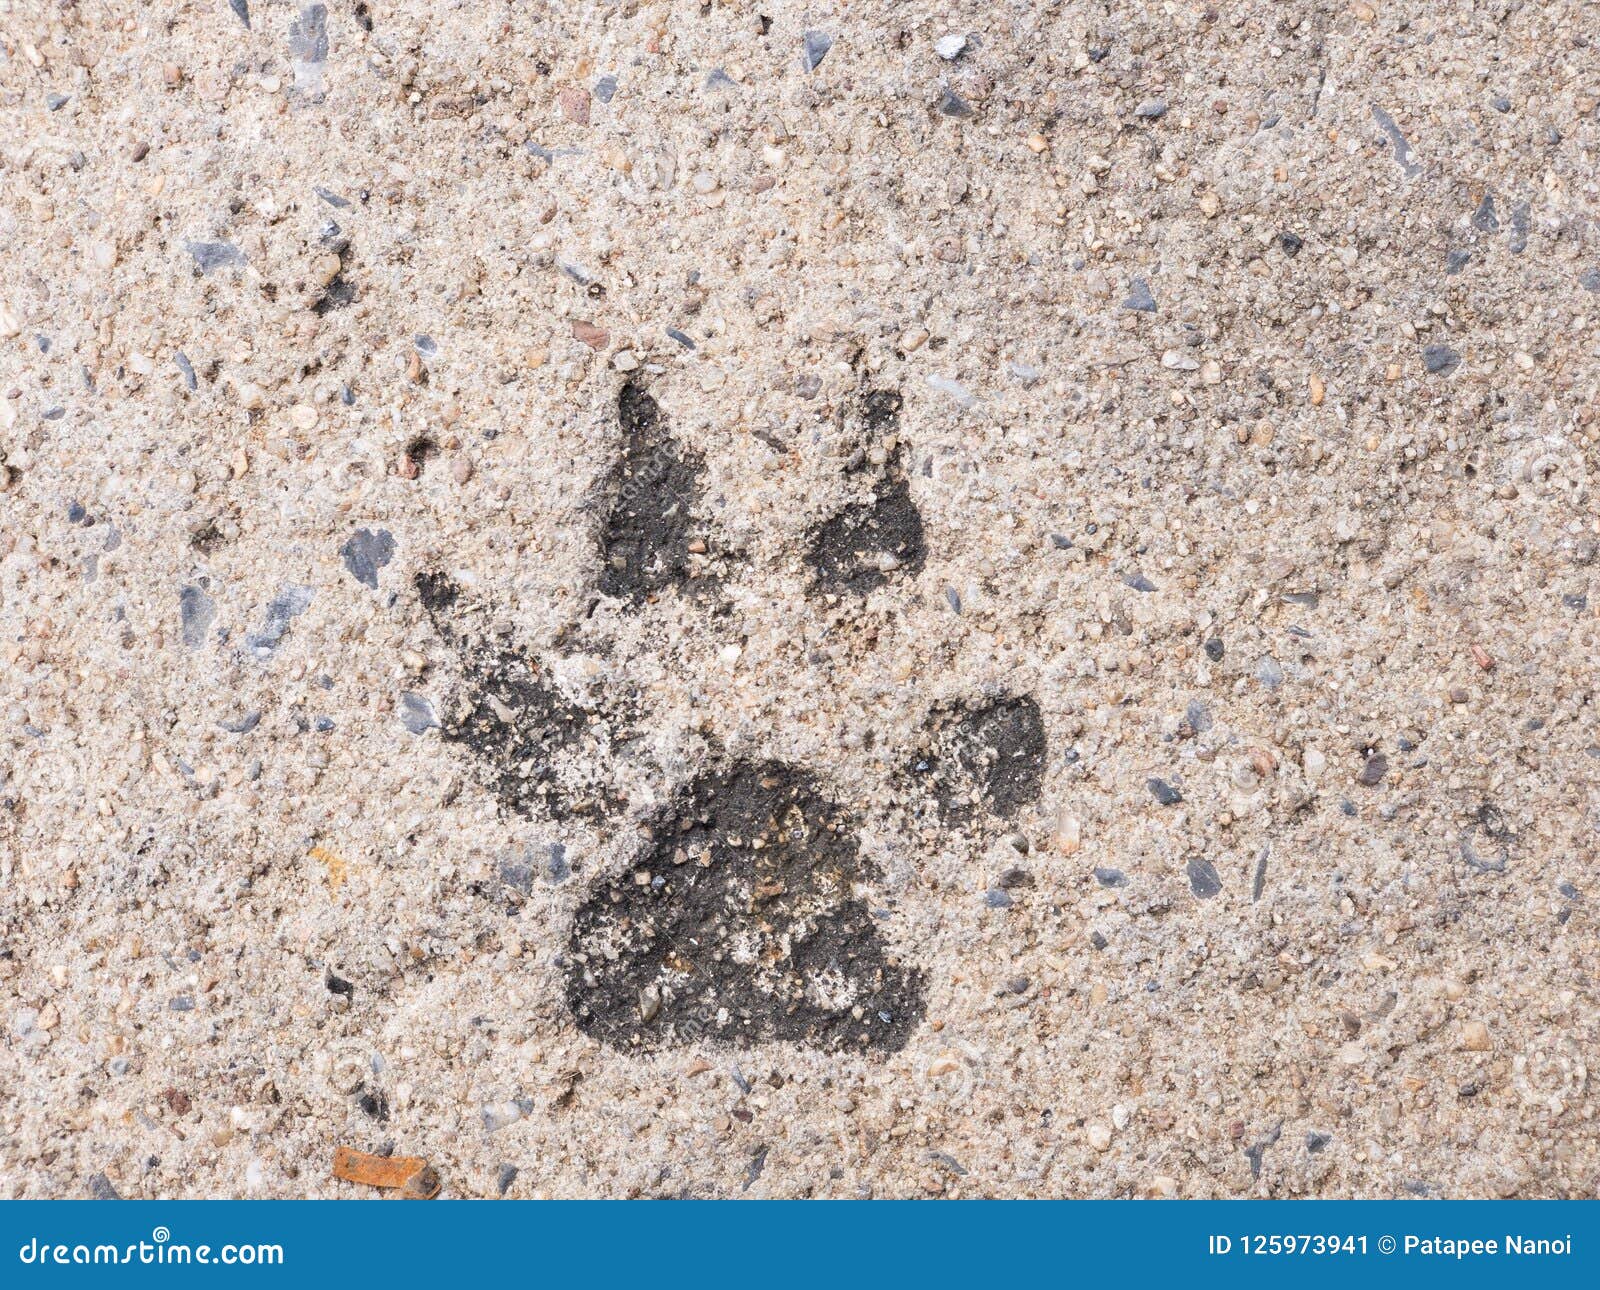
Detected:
[
  {"left": 572, "top": 320, "right": 609, "bottom": 349},
  {"left": 559, "top": 86, "right": 591, "bottom": 126},
  {"left": 0, "top": 302, "right": 20, "bottom": 338},
  {"left": 1053, "top": 807, "right": 1081, "bottom": 855},
  {"left": 1147, "top": 1175, "right": 1178, "bottom": 1199},
  {"left": 312, "top": 252, "right": 342, "bottom": 287},
  {"left": 1458, "top": 1020, "right": 1492, "bottom": 1052},
  {"left": 1470, "top": 643, "right": 1494, "bottom": 671},
  {"left": 1198, "top": 190, "right": 1222, "bottom": 217},
  {"left": 1087, "top": 1124, "right": 1112, "bottom": 1151},
  {"left": 685, "top": 1058, "right": 712, "bottom": 1077},
  {"left": 1308, "top": 372, "right": 1325, "bottom": 405},
  {"left": 450, "top": 456, "right": 474, "bottom": 484},
  {"left": 1026, "top": 133, "right": 1049, "bottom": 154},
  {"left": 1353, "top": 2, "right": 1376, "bottom": 20}
]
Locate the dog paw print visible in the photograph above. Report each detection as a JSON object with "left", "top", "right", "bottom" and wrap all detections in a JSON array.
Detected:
[
  {"left": 803, "top": 390, "right": 928, "bottom": 595},
  {"left": 404, "top": 382, "right": 1047, "bottom": 1055},
  {"left": 564, "top": 761, "right": 925, "bottom": 1053},
  {"left": 414, "top": 570, "right": 630, "bottom": 820},
  {"left": 902, "top": 694, "right": 1048, "bottom": 827},
  {"left": 597, "top": 382, "right": 719, "bottom": 601}
]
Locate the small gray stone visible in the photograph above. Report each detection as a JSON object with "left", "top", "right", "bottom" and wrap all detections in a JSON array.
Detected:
[
  {"left": 1472, "top": 192, "right": 1499, "bottom": 233},
  {"left": 983, "top": 888, "right": 1014, "bottom": 909},
  {"left": 179, "top": 585, "right": 216, "bottom": 650},
  {"left": 1147, "top": 777, "right": 1183, "bottom": 806},
  {"left": 228, "top": 0, "right": 250, "bottom": 28},
  {"left": 1186, "top": 857, "right": 1223, "bottom": 899},
  {"left": 245, "top": 585, "right": 313, "bottom": 657},
  {"left": 1423, "top": 344, "right": 1461, "bottom": 376},
  {"left": 1123, "top": 277, "right": 1157, "bottom": 312},
  {"left": 174, "top": 351, "right": 197, "bottom": 391},
  {"left": 1093, "top": 867, "right": 1128, "bottom": 888},
  {"left": 87, "top": 1172, "right": 122, "bottom": 1200},
  {"left": 400, "top": 693, "right": 439, "bottom": 735},
  {"left": 1357, "top": 753, "right": 1388, "bottom": 786},
  {"left": 218, "top": 710, "right": 262, "bottom": 735},
  {"left": 938, "top": 87, "right": 975, "bottom": 118},
  {"left": 1184, "top": 700, "right": 1212, "bottom": 733},
  {"left": 1255, "top": 656, "right": 1285, "bottom": 690},
  {"left": 594, "top": 75, "right": 617, "bottom": 103},
  {"left": 1123, "top": 572, "right": 1157, "bottom": 592},
  {"left": 1134, "top": 97, "right": 1168, "bottom": 119},
  {"left": 802, "top": 30, "right": 833, "bottom": 72},
  {"left": 185, "top": 241, "right": 245, "bottom": 274},
  {"left": 1371, "top": 104, "right": 1421, "bottom": 177},
  {"left": 1580, "top": 268, "right": 1600, "bottom": 293},
  {"left": 496, "top": 1164, "right": 519, "bottom": 1196},
  {"left": 169, "top": 995, "right": 195, "bottom": 1012},
  {"left": 340, "top": 528, "right": 396, "bottom": 589}
]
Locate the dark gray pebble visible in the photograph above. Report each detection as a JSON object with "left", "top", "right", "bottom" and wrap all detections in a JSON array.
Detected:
[
  {"left": 1357, "top": 753, "right": 1388, "bottom": 786},
  {"left": 1187, "top": 857, "right": 1222, "bottom": 899},
  {"left": 218, "top": 711, "right": 262, "bottom": 735},
  {"left": 1472, "top": 192, "right": 1499, "bottom": 233},
  {"left": 666, "top": 327, "right": 695, "bottom": 349},
  {"left": 594, "top": 75, "right": 617, "bottom": 103},
  {"left": 340, "top": 527, "right": 396, "bottom": 589},
  {"left": 1446, "top": 248, "right": 1470, "bottom": 274},
  {"left": 1123, "top": 276, "right": 1157, "bottom": 312},
  {"left": 169, "top": 995, "right": 195, "bottom": 1012},
  {"left": 983, "top": 888, "right": 1014, "bottom": 909},
  {"left": 228, "top": 0, "right": 250, "bottom": 28},
  {"left": 1124, "top": 572, "right": 1157, "bottom": 592},
  {"left": 174, "top": 351, "right": 197, "bottom": 391},
  {"left": 938, "top": 87, "right": 974, "bottom": 118},
  {"left": 1093, "top": 867, "right": 1128, "bottom": 888},
  {"left": 1184, "top": 700, "right": 1212, "bottom": 733},
  {"left": 1134, "top": 98, "right": 1168, "bottom": 119},
  {"left": 1203, "top": 637, "right": 1224, "bottom": 662},
  {"left": 495, "top": 1164, "right": 519, "bottom": 1196},
  {"left": 1147, "top": 777, "right": 1182, "bottom": 806},
  {"left": 1423, "top": 344, "right": 1460, "bottom": 376}
]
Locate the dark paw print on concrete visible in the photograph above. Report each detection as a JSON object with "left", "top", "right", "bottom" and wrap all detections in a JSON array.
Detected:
[
  {"left": 906, "top": 695, "right": 1047, "bottom": 824},
  {"left": 397, "top": 383, "right": 1045, "bottom": 1057},
  {"left": 597, "top": 382, "right": 714, "bottom": 602},
  {"left": 415, "top": 571, "right": 628, "bottom": 820},
  {"left": 804, "top": 390, "right": 927, "bottom": 595},
  {"left": 564, "top": 761, "right": 925, "bottom": 1053}
]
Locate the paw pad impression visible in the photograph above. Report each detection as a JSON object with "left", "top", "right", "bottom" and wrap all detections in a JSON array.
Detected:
[{"left": 564, "top": 760, "right": 926, "bottom": 1053}]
